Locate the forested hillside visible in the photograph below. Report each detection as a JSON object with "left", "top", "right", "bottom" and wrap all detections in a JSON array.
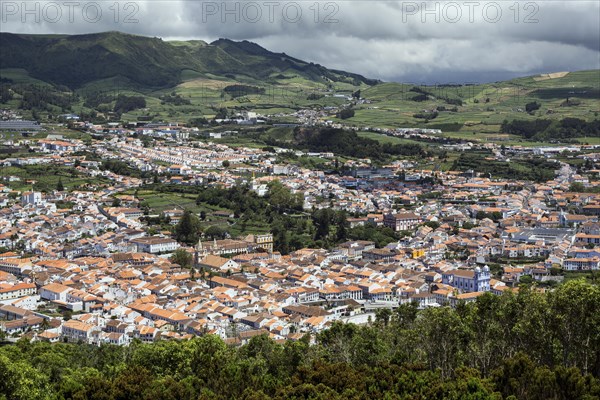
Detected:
[
  {"left": 0, "top": 32, "right": 374, "bottom": 88},
  {"left": 501, "top": 118, "right": 600, "bottom": 140},
  {"left": 290, "top": 127, "right": 430, "bottom": 160},
  {"left": 1, "top": 280, "right": 598, "bottom": 400}
]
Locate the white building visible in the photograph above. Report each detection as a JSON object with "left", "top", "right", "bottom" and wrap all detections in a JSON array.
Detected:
[
  {"left": 0, "top": 283, "right": 37, "bottom": 301},
  {"left": 21, "top": 191, "right": 43, "bottom": 205},
  {"left": 61, "top": 319, "right": 99, "bottom": 343},
  {"left": 384, "top": 212, "right": 421, "bottom": 232},
  {"left": 39, "top": 283, "right": 72, "bottom": 302},
  {"left": 130, "top": 237, "right": 179, "bottom": 254}
]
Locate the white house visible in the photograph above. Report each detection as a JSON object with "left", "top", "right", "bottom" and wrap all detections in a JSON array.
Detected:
[
  {"left": 21, "top": 192, "right": 43, "bottom": 205},
  {"left": 130, "top": 237, "right": 179, "bottom": 254},
  {"left": 61, "top": 319, "right": 99, "bottom": 343},
  {"left": 40, "top": 283, "right": 72, "bottom": 302},
  {"left": 0, "top": 283, "right": 37, "bottom": 300}
]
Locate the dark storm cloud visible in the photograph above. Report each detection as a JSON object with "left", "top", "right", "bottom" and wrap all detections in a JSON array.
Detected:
[{"left": 1, "top": 0, "right": 598, "bottom": 83}]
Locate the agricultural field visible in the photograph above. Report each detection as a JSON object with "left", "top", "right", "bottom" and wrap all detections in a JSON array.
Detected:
[{"left": 350, "top": 70, "right": 600, "bottom": 137}]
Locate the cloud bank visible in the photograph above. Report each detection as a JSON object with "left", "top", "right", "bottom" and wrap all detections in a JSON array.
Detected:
[{"left": 1, "top": 0, "right": 598, "bottom": 83}]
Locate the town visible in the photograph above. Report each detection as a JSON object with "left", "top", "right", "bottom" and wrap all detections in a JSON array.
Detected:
[{"left": 1, "top": 110, "right": 599, "bottom": 347}]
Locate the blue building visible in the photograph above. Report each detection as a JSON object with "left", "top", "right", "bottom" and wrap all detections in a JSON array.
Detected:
[{"left": 442, "top": 266, "right": 490, "bottom": 293}]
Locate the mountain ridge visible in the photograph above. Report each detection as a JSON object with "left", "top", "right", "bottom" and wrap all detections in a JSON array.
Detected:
[{"left": 0, "top": 31, "right": 378, "bottom": 89}]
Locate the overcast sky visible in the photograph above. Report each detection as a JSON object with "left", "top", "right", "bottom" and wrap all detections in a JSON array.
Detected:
[{"left": 1, "top": 0, "right": 599, "bottom": 83}]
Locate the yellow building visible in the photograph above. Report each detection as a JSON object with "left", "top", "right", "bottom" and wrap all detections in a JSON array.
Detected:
[{"left": 411, "top": 248, "right": 426, "bottom": 259}]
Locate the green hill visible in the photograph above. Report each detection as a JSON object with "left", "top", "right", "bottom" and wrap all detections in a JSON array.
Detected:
[{"left": 0, "top": 31, "right": 376, "bottom": 89}]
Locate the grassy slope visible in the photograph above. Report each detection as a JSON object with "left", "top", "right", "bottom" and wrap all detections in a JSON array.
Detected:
[
  {"left": 355, "top": 70, "right": 600, "bottom": 134},
  {"left": 109, "top": 69, "right": 597, "bottom": 137}
]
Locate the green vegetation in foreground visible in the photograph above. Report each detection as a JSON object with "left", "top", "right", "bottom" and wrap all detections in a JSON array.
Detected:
[
  {"left": 1, "top": 280, "right": 599, "bottom": 400},
  {"left": 563, "top": 270, "right": 600, "bottom": 284}
]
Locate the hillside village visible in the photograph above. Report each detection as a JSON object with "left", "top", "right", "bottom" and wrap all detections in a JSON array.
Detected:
[{"left": 1, "top": 112, "right": 600, "bottom": 346}]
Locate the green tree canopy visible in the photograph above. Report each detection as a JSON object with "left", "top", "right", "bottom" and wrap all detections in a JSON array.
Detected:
[
  {"left": 170, "top": 248, "right": 193, "bottom": 269},
  {"left": 174, "top": 210, "right": 201, "bottom": 245}
]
